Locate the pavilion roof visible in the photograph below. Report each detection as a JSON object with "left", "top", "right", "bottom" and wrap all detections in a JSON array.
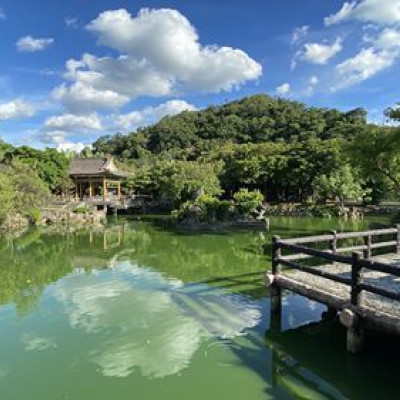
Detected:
[{"left": 69, "top": 157, "right": 130, "bottom": 178}]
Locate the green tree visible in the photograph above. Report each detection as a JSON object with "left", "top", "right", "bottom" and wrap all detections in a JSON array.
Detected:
[
  {"left": 312, "top": 164, "right": 367, "bottom": 206},
  {"left": 385, "top": 104, "right": 400, "bottom": 122},
  {"left": 349, "top": 127, "right": 400, "bottom": 196},
  {"left": 0, "top": 160, "right": 49, "bottom": 223},
  {"left": 0, "top": 170, "right": 14, "bottom": 221},
  {"left": 134, "top": 159, "right": 222, "bottom": 206},
  {"left": 4, "top": 146, "right": 71, "bottom": 193}
]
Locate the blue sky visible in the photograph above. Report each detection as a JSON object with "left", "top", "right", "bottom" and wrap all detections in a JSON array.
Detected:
[{"left": 0, "top": 0, "right": 400, "bottom": 150}]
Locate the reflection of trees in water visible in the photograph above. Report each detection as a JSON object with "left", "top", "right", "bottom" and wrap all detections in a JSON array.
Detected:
[
  {"left": 0, "top": 225, "right": 128, "bottom": 313},
  {"left": 120, "top": 224, "right": 266, "bottom": 285},
  {"left": 3, "top": 216, "right": 368, "bottom": 314},
  {"left": 6, "top": 217, "right": 365, "bottom": 313},
  {"left": 0, "top": 229, "right": 73, "bottom": 314}
]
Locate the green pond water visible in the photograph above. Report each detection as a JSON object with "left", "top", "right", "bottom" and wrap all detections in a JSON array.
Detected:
[{"left": 0, "top": 216, "right": 398, "bottom": 400}]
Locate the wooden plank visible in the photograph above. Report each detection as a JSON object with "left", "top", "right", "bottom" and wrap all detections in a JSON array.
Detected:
[
  {"left": 336, "top": 245, "right": 366, "bottom": 254},
  {"left": 280, "top": 234, "right": 333, "bottom": 245},
  {"left": 274, "top": 275, "right": 348, "bottom": 309},
  {"left": 353, "top": 305, "right": 400, "bottom": 335},
  {"left": 278, "top": 241, "right": 353, "bottom": 264},
  {"left": 370, "top": 241, "right": 397, "bottom": 250},
  {"left": 274, "top": 276, "right": 400, "bottom": 336},
  {"left": 278, "top": 258, "right": 351, "bottom": 285},
  {"left": 336, "top": 228, "right": 397, "bottom": 240},
  {"left": 360, "top": 283, "right": 400, "bottom": 302},
  {"left": 280, "top": 254, "right": 314, "bottom": 261},
  {"left": 279, "top": 228, "right": 397, "bottom": 246},
  {"left": 358, "top": 258, "right": 400, "bottom": 277}
]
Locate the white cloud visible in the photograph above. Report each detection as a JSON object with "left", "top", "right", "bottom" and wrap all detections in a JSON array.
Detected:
[
  {"left": 16, "top": 36, "right": 54, "bottom": 52},
  {"left": 34, "top": 130, "right": 67, "bottom": 145},
  {"left": 57, "top": 142, "right": 89, "bottom": 154},
  {"left": 0, "top": 99, "right": 36, "bottom": 120},
  {"left": 86, "top": 8, "right": 261, "bottom": 92},
  {"left": 333, "top": 27, "right": 400, "bottom": 90},
  {"left": 112, "top": 100, "right": 197, "bottom": 131},
  {"left": 374, "top": 28, "right": 400, "bottom": 50},
  {"left": 309, "top": 75, "right": 319, "bottom": 86},
  {"left": 292, "top": 25, "right": 309, "bottom": 44},
  {"left": 65, "top": 16, "right": 79, "bottom": 28},
  {"left": 0, "top": 7, "right": 5, "bottom": 20},
  {"left": 55, "top": 8, "right": 261, "bottom": 113},
  {"left": 53, "top": 82, "right": 129, "bottom": 113},
  {"left": 44, "top": 113, "right": 103, "bottom": 132},
  {"left": 150, "top": 100, "right": 197, "bottom": 120},
  {"left": 33, "top": 100, "right": 196, "bottom": 147},
  {"left": 335, "top": 47, "right": 396, "bottom": 89},
  {"left": 301, "top": 38, "right": 343, "bottom": 65},
  {"left": 33, "top": 130, "right": 90, "bottom": 152},
  {"left": 301, "top": 76, "right": 320, "bottom": 97},
  {"left": 325, "top": 0, "right": 400, "bottom": 26},
  {"left": 276, "top": 83, "right": 291, "bottom": 96}
]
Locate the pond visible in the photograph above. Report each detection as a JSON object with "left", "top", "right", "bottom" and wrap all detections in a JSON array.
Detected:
[{"left": 0, "top": 216, "right": 398, "bottom": 400}]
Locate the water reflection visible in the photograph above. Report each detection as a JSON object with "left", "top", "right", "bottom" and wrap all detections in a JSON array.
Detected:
[
  {"left": 21, "top": 333, "right": 57, "bottom": 352},
  {"left": 54, "top": 261, "right": 262, "bottom": 379},
  {"left": 0, "top": 225, "right": 129, "bottom": 313},
  {"left": 0, "top": 216, "right": 396, "bottom": 400},
  {"left": 0, "top": 220, "right": 268, "bottom": 313}
]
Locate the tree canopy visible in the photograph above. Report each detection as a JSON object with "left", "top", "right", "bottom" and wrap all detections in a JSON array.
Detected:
[{"left": 93, "top": 95, "right": 367, "bottom": 159}]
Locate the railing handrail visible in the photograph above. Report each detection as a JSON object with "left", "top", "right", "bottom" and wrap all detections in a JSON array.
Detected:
[
  {"left": 272, "top": 226, "right": 400, "bottom": 307},
  {"left": 280, "top": 228, "right": 398, "bottom": 245}
]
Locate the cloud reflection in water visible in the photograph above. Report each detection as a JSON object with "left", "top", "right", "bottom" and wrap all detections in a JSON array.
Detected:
[{"left": 53, "top": 261, "right": 261, "bottom": 378}]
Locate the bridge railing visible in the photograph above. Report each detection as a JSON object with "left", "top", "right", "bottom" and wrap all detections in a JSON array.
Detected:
[{"left": 272, "top": 226, "right": 400, "bottom": 306}]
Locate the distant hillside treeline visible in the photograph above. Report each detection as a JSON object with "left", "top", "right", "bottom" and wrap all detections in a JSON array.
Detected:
[
  {"left": 93, "top": 95, "right": 368, "bottom": 159},
  {"left": 92, "top": 94, "right": 397, "bottom": 206}
]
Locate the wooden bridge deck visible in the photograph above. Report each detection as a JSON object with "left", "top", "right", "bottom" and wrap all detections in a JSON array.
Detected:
[{"left": 268, "top": 227, "right": 400, "bottom": 352}]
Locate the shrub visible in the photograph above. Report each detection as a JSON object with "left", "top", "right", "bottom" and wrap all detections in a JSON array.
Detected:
[
  {"left": 74, "top": 205, "right": 91, "bottom": 214},
  {"left": 216, "top": 200, "right": 234, "bottom": 221},
  {"left": 233, "top": 189, "right": 263, "bottom": 216},
  {"left": 27, "top": 208, "right": 42, "bottom": 224},
  {"left": 307, "top": 204, "right": 337, "bottom": 218},
  {"left": 172, "top": 196, "right": 234, "bottom": 223}
]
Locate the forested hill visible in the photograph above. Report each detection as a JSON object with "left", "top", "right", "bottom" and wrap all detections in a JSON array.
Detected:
[{"left": 93, "top": 94, "right": 368, "bottom": 158}]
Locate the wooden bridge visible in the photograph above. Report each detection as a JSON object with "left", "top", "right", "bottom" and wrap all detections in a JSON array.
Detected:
[{"left": 267, "top": 226, "right": 400, "bottom": 353}]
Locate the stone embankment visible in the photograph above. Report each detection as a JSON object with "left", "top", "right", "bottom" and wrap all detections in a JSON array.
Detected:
[
  {"left": 0, "top": 202, "right": 107, "bottom": 237},
  {"left": 40, "top": 203, "right": 106, "bottom": 226}
]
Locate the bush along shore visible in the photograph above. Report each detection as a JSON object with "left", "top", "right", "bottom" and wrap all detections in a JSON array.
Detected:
[{"left": 172, "top": 189, "right": 269, "bottom": 231}]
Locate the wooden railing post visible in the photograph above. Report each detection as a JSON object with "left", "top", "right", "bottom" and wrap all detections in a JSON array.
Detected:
[
  {"left": 272, "top": 236, "right": 281, "bottom": 275},
  {"left": 329, "top": 230, "right": 337, "bottom": 255},
  {"left": 363, "top": 234, "right": 372, "bottom": 260},
  {"left": 270, "top": 236, "right": 282, "bottom": 320},
  {"left": 396, "top": 225, "right": 400, "bottom": 254},
  {"left": 351, "top": 252, "right": 363, "bottom": 306}
]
